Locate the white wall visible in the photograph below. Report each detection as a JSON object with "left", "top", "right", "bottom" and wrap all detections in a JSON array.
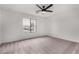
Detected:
[
  {"left": 0, "top": 9, "right": 2, "bottom": 44},
  {"left": 1, "top": 9, "right": 48, "bottom": 43},
  {"left": 49, "top": 4, "right": 79, "bottom": 42}
]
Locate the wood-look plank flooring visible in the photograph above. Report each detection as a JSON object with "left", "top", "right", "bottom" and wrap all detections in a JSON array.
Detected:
[{"left": 0, "top": 36, "right": 79, "bottom": 54}]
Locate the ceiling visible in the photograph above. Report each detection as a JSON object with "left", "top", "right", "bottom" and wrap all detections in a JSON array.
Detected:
[
  {"left": 0, "top": 4, "right": 78, "bottom": 18},
  {"left": 0, "top": 4, "right": 54, "bottom": 18}
]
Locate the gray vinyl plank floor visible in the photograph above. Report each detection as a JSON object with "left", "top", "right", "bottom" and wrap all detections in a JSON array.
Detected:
[{"left": 0, "top": 36, "right": 79, "bottom": 54}]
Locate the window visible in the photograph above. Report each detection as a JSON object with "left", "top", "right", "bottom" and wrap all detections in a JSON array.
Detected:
[{"left": 23, "top": 18, "right": 36, "bottom": 32}]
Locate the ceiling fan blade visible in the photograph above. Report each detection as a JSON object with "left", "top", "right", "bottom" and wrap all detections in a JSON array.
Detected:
[
  {"left": 45, "top": 4, "right": 53, "bottom": 10},
  {"left": 46, "top": 10, "right": 53, "bottom": 12},
  {"left": 36, "top": 4, "right": 42, "bottom": 9}
]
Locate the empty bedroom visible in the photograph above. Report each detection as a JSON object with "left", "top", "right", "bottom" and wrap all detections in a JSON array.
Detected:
[{"left": 0, "top": 4, "right": 79, "bottom": 54}]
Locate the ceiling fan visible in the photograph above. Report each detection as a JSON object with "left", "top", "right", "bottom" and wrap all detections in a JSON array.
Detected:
[{"left": 36, "top": 4, "right": 53, "bottom": 14}]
